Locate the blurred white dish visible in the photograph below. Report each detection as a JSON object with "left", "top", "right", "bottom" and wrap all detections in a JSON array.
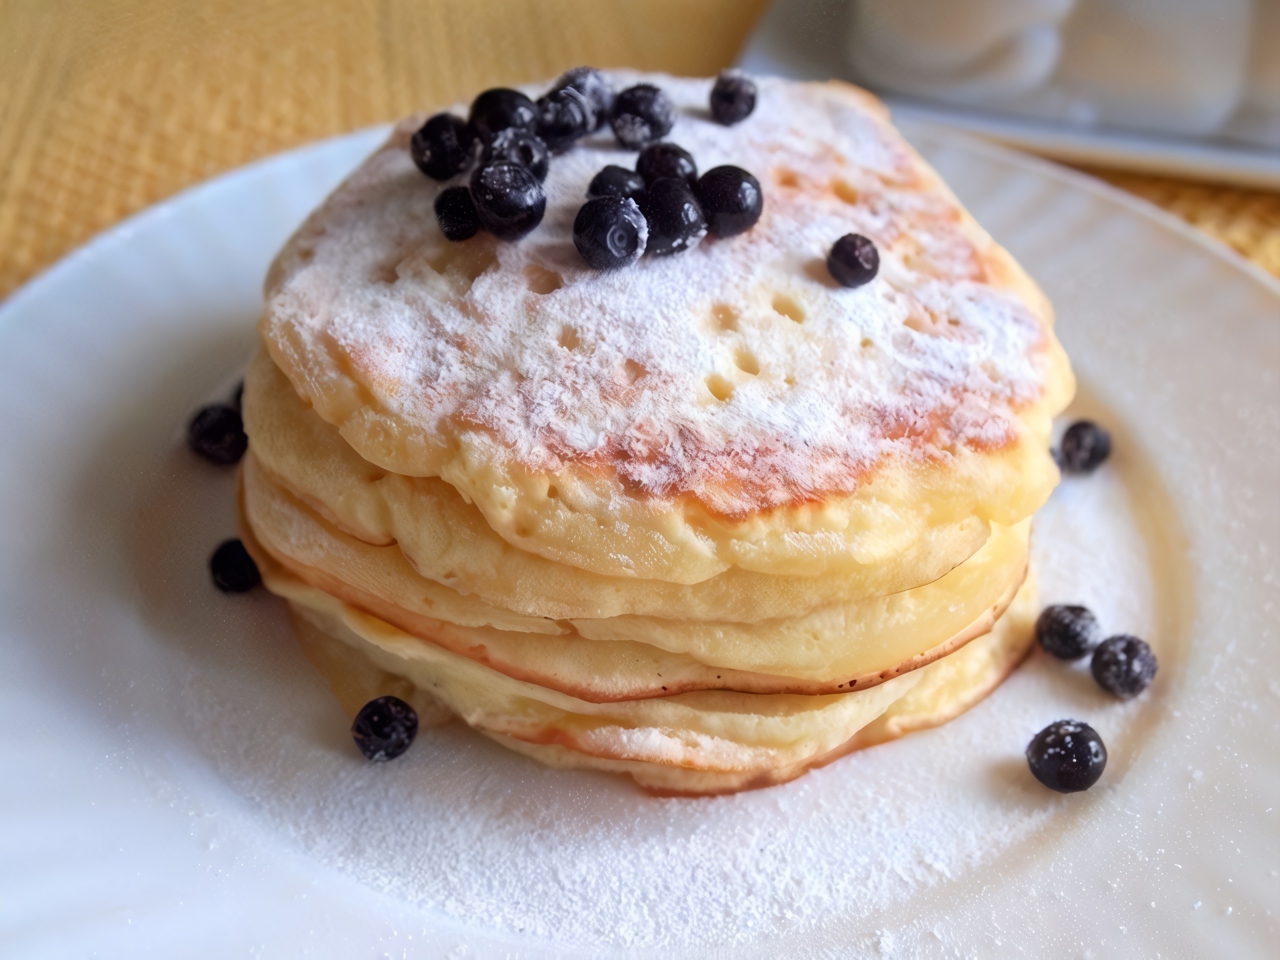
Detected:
[
  {"left": 0, "top": 123, "right": 1276, "bottom": 957},
  {"left": 845, "top": 0, "right": 1278, "bottom": 148},
  {"left": 742, "top": 0, "right": 1280, "bottom": 187}
]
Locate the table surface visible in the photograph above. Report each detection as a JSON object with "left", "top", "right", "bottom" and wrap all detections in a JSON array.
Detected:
[{"left": 2, "top": 0, "right": 1277, "bottom": 301}]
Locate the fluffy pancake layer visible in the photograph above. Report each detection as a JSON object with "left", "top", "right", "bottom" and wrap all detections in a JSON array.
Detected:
[
  {"left": 259, "top": 73, "right": 1073, "bottom": 584},
  {"left": 243, "top": 350, "right": 999, "bottom": 620},
  {"left": 242, "top": 454, "right": 1029, "bottom": 695},
  {"left": 278, "top": 559, "right": 1037, "bottom": 796}
]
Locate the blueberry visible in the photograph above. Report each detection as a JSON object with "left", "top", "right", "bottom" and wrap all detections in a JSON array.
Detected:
[
  {"left": 574, "top": 196, "right": 648, "bottom": 270},
  {"left": 1035, "top": 604, "right": 1101, "bottom": 660},
  {"left": 1091, "top": 635, "right": 1158, "bottom": 699},
  {"left": 639, "top": 178, "right": 706, "bottom": 256},
  {"left": 536, "top": 86, "right": 594, "bottom": 152},
  {"left": 588, "top": 165, "right": 646, "bottom": 201},
  {"left": 187, "top": 403, "right": 247, "bottom": 465},
  {"left": 209, "top": 538, "right": 260, "bottom": 593},
  {"left": 351, "top": 695, "right": 418, "bottom": 761},
  {"left": 1026, "top": 720, "right": 1107, "bottom": 793},
  {"left": 611, "top": 84, "right": 675, "bottom": 150},
  {"left": 482, "top": 127, "right": 550, "bottom": 181},
  {"left": 468, "top": 88, "right": 537, "bottom": 144},
  {"left": 551, "top": 67, "right": 614, "bottom": 131},
  {"left": 1058, "top": 420, "right": 1112, "bottom": 474},
  {"left": 434, "top": 186, "right": 480, "bottom": 242},
  {"left": 827, "top": 233, "right": 880, "bottom": 288},
  {"left": 469, "top": 161, "right": 546, "bottom": 240},
  {"left": 694, "top": 165, "right": 762, "bottom": 238},
  {"left": 636, "top": 142, "right": 697, "bottom": 186},
  {"left": 409, "top": 113, "right": 478, "bottom": 181},
  {"left": 710, "top": 69, "right": 756, "bottom": 125}
]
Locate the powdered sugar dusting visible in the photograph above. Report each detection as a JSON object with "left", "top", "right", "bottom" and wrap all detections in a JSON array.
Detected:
[
  {"left": 264, "top": 74, "right": 1052, "bottom": 514},
  {"left": 184, "top": 454, "right": 1160, "bottom": 950}
]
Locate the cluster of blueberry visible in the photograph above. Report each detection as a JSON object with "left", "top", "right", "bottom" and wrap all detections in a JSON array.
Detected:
[
  {"left": 187, "top": 389, "right": 417, "bottom": 762},
  {"left": 412, "top": 67, "right": 894, "bottom": 293},
  {"left": 1037, "top": 604, "right": 1158, "bottom": 698},
  {"left": 575, "top": 141, "right": 763, "bottom": 269},
  {"left": 187, "top": 389, "right": 261, "bottom": 593},
  {"left": 410, "top": 68, "right": 768, "bottom": 272},
  {"left": 1025, "top": 420, "right": 1159, "bottom": 794}
]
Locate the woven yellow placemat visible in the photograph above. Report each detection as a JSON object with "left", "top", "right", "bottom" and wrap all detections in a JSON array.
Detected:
[
  {"left": 0, "top": 0, "right": 769, "bottom": 299},
  {"left": 2, "top": 0, "right": 1277, "bottom": 300}
]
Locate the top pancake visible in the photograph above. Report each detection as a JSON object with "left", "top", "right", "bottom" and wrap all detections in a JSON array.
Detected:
[{"left": 261, "top": 72, "right": 1074, "bottom": 583}]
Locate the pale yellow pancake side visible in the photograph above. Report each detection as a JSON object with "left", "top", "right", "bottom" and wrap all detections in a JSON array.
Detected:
[
  {"left": 281, "top": 567, "right": 1037, "bottom": 795},
  {"left": 243, "top": 350, "right": 998, "bottom": 621},
  {"left": 243, "top": 454, "right": 1029, "bottom": 690}
]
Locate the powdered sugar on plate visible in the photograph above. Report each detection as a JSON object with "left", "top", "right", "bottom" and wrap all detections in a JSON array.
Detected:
[{"left": 178, "top": 405, "right": 1166, "bottom": 951}]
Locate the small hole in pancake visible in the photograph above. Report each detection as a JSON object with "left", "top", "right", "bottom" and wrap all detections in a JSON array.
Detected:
[
  {"left": 775, "top": 168, "right": 800, "bottom": 188},
  {"left": 832, "top": 180, "right": 859, "bottom": 205},
  {"left": 558, "top": 326, "right": 581, "bottom": 350},
  {"left": 546, "top": 485, "right": 558, "bottom": 499},
  {"left": 733, "top": 347, "right": 759, "bottom": 376},
  {"left": 623, "top": 358, "right": 647, "bottom": 383},
  {"left": 861, "top": 337, "right": 873, "bottom": 349},
  {"left": 710, "top": 303, "right": 737, "bottom": 331},
  {"left": 524, "top": 265, "right": 563, "bottom": 295},
  {"left": 772, "top": 293, "right": 805, "bottom": 323},
  {"left": 705, "top": 373, "right": 734, "bottom": 401},
  {"left": 515, "top": 525, "right": 531, "bottom": 538}
]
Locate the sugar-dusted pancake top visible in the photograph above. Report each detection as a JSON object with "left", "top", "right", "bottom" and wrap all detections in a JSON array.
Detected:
[{"left": 261, "top": 73, "right": 1072, "bottom": 581}]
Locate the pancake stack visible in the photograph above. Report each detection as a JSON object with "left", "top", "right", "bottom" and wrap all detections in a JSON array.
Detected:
[{"left": 239, "top": 73, "right": 1074, "bottom": 795}]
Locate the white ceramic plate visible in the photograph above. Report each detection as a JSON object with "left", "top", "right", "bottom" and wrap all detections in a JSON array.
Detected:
[{"left": 1, "top": 124, "right": 1277, "bottom": 959}]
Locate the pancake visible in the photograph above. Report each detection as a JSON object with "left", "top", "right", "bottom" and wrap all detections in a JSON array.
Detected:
[
  {"left": 244, "top": 349, "right": 995, "bottom": 622},
  {"left": 259, "top": 73, "right": 1074, "bottom": 584},
  {"left": 238, "top": 70, "right": 1074, "bottom": 794},
  {"left": 242, "top": 453, "right": 1028, "bottom": 693},
  {"left": 278, "top": 558, "right": 1037, "bottom": 796}
]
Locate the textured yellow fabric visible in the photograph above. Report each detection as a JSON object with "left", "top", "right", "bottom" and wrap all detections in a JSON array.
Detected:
[
  {"left": 0, "top": 0, "right": 1276, "bottom": 301},
  {"left": 0, "top": 0, "right": 769, "bottom": 298}
]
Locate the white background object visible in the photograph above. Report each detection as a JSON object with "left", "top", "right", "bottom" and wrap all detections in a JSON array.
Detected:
[
  {"left": 0, "top": 128, "right": 1277, "bottom": 956},
  {"left": 743, "top": 0, "right": 1280, "bottom": 186},
  {"left": 847, "top": 0, "right": 1276, "bottom": 145}
]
